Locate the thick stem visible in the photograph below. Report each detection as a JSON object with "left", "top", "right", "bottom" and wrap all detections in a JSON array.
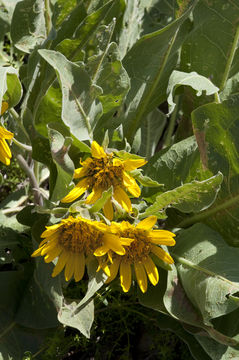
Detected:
[
  {"left": 220, "top": 24, "right": 239, "bottom": 92},
  {"left": 12, "top": 137, "right": 32, "bottom": 152},
  {"left": 15, "top": 154, "right": 43, "bottom": 206},
  {"left": 44, "top": 0, "right": 52, "bottom": 37}
]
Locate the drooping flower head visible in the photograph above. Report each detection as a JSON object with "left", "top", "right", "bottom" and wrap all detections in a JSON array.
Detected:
[
  {"left": 61, "top": 141, "right": 147, "bottom": 220},
  {"left": 95, "top": 216, "right": 176, "bottom": 293},
  {"left": 31, "top": 216, "right": 130, "bottom": 282},
  {"left": 0, "top": 102, "right": 13, "bottom": 166}
]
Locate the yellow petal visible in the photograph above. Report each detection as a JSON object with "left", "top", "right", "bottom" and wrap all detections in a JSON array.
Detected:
[
  {"left": 119, "top": 237, "right": 134, "bottom": 246},
  {"left": 122, "top": 171, "right": 141, "bottom": 197},
  {"left": 41, "top": 224, "right": 62, "bottom": 238},
  {"left": 136, "top": 216, "right": 157, "bottom": 230},
  {"left": 120, "top": 262, "right": 132, "bottom": 292},
  {"left": 123, "top": 158, "right": 147, "bottom": 171},
  {"left": 0, "top": 138, "right": 12, "bottom": 165},
  {"left": 113, "top": 186, "right": 132, "bottom": 212},
  {"left": 52, "top": 251, "right": 70, "bottom": 277},
  {"left": 64, "top": 254, "right": 75, "bottom": 281},
  {"left": 105, "top": 257, "right": 120, "bottom": 283},
  {"left": 102, "top": 233, "right": 126, "bottom": 255},
  {"left": 0, "top": 126, "right": 13, "bottom": 139},
  {"left": 31, "top": 246, "right": 44, "bottom": 257},
  {"left": 148, "top": 235, "right": 176, "bottom": 246},
  {"left": 74, "top": 166, "right": 88, "bottom": 179},
  {"left": 91, "top": 141, "right": 106, "bottom": 158},
  {"left": 103, "top": 199, "right": 114, "bottom": 220},
  {"left": 151, "top": 245, "right": 174, "bottom": 264},
  {"left": 74, "top": 252, "right": 85, "bottom": 282},
  {"left": 44, "top": 246, "right": 62, "bottom": 263},
  {"left": 1, "top": 101, "right": 8, "bottom": 115},
  {"left": 98, "top": 259, "right": 111, "bottom": 277},
  {"left": 134, "top": 262, "right": 148, "bottom": 293},
  {"left": 94, "top": 245, "right": 109, "bottom": 256},
  {"left": 61, "top": 178, "right": 89, "bottom": 203},
  {"left": 85, "top": 187, "right": 103, "bottom": 204},
  {"left": 143, "top": 256, "right": 159, "bottom": 286}
]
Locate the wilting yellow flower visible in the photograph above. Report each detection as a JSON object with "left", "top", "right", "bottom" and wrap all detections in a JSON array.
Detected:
[
  {"left": 61, "top": 141, "right": 147, "bottom": 220},
  {"left": 31, "top": 216, "right": 130, "bottom": 282},
  {"left": 0, "top": 126, "right": 13, "bottom": 165},
  {"left": 95, "top": 216, "right": 175, "bottom": 293}
]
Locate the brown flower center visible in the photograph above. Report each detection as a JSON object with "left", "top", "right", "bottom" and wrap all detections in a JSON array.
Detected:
[
  {"left": 120, "top": 229, "right": 151, "bottom": 263},
  {"left": 58, "top": 220, "right": 103, "bottom": 254},
  {"left": 86, "top": 155, "right": 124, "bottom": 190}
]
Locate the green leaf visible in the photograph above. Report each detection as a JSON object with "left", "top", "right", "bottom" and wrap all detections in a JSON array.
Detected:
[
  {"left": 10, "top": 0, "right": 46, "bottom": 53},
  {"left": 142, "top": 173, "right": 223, "bottom": 218},
  {"left": 167, "top": 70, "right": 219, "bottom": 115},
  {"left": 47, "top": 125, "right": 75, "bottom": 202},
  {"left": 89, "top": 186, "right": 113, "bottom": 213},
  {"left": 90, "top": 41, "right": 130, "bottom": 115},
  {"left": 121, "top": 0, "right": 198, "bottom": 142},
  {"left": 58, "top": 260, "right": 107, "bottom": 337},
  {"left": 133, "top": 171, "right": 163, "bottom": 188},
  {"left": 189, "top": 95, "right": 239, "bottom": 246},
  {"left": 39, "top": 49, "right": 103, "bottom": 141},
  {"left": 172, "top": 224, "right": 239, "bottom": 328},
  {"left": 180, "top": 0, "right": 239, "bottom": 91},
  {"left": 139, "top": 108, "right": 166, "bottom": 159},
  {"left": 0, "top": 66, "right": 22, "bottom": 109}
]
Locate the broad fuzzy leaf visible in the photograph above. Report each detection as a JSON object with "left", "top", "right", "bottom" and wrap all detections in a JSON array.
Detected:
[
  {"left": 39, "top": 49, "right": 103, "bottom": 141},
  {"left": 142, "top": 173, "right": 223, "bottom": 218},
  {"left": 167, "top": 70, "right": 219, "bottom": 115}
]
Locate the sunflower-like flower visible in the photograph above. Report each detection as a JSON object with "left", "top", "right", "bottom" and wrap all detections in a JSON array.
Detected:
[
  {"left": 95, "top": 216, "right": 175, "bottom": 293},
  {"left": 31, "top": 216, "right": 132, "bottom": 282},
  {"left": 61, "top": 141, "right": 147, "bottom": 220},
  {"left": 0, "top": 101, "right": 13, "bottom": 166},
  {"left": 0, "top": 126, "right": 13, "bottom": 165}
]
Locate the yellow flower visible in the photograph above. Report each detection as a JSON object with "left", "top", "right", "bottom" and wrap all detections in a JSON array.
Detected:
[
  {"left": 31, "top": 216, "right": 129, "bottom": 282},
  {"left": 61, "top": 141, "right": 147, "bottom": 220},
  {"left": 95, "top": 216, "right": 176, "bottom": 293},
  {"left": 0, "top": 126, "right": 13, "bottom": 166}
]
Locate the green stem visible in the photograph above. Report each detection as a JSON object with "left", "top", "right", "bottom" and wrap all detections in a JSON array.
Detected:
[
  {"left": 12, "top": 137, "right": 32, "bottom": 152},
  {"left": 126, "top": 28, "right": 179, "bottom": 143},
  {"left": 178, "top": 192, "right": 239, "bottom": 228},
  {"left": 164, "top": 95, "right": 180, "bottom": 147},
  {"left": 0, "top": 322, "right": 15, "bottom": 340},
  {"left": 214, "top": 92, "right": 221, "bottom": 104},
  {"left": 15, "top": 154, "right": 43, "bottom": 206},
  {"left": 220, "top": 24, "right": 239, "bottom": 92},
  {"left": 44, "top": 0, "right": 52, "bottom": 37},
  {"left": 9, "top": 108, "right": 30, "bottom": 141},
  {"left": 173, "top": 253, "right": 236, "bottom": 286}
]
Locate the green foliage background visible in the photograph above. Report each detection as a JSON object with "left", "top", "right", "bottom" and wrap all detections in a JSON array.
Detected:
[{"left": 1, "top": 0, "right": 239, "bottom": 359}]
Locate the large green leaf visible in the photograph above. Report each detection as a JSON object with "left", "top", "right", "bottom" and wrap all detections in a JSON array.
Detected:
[
  {"left": 173, "top": 224, "right": 239, "bottom": 326},
  {"left": 180, "top": 0, "right": 239, "bottom": 91},
  {"left": 183, "top": 95, "right": 239, "bottom": 246},
  {"left": 39, "top": 49, "right": 103, "bottom": 141},
  {"left": 142, "top": 173, "right": 223, "bottom": 218},
  {"left": 121, "top": 0, "right": 198, "bottom": 142},
  {"left": 10, "top": 0, "right": 46, "bottom": 53}
]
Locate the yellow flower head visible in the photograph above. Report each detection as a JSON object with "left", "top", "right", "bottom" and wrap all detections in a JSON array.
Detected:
[
  {"left": 31, "top": 216, "right": 129, "bottom": 282},
  {"left": 0, "top": 126, "right": 13, "bottom": 166},
  {"left": 96, "top": 216, "right": 176, "bottom": 293},
  {"left": 61, "top": 141, "right": 147, "bottom": 220}
]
